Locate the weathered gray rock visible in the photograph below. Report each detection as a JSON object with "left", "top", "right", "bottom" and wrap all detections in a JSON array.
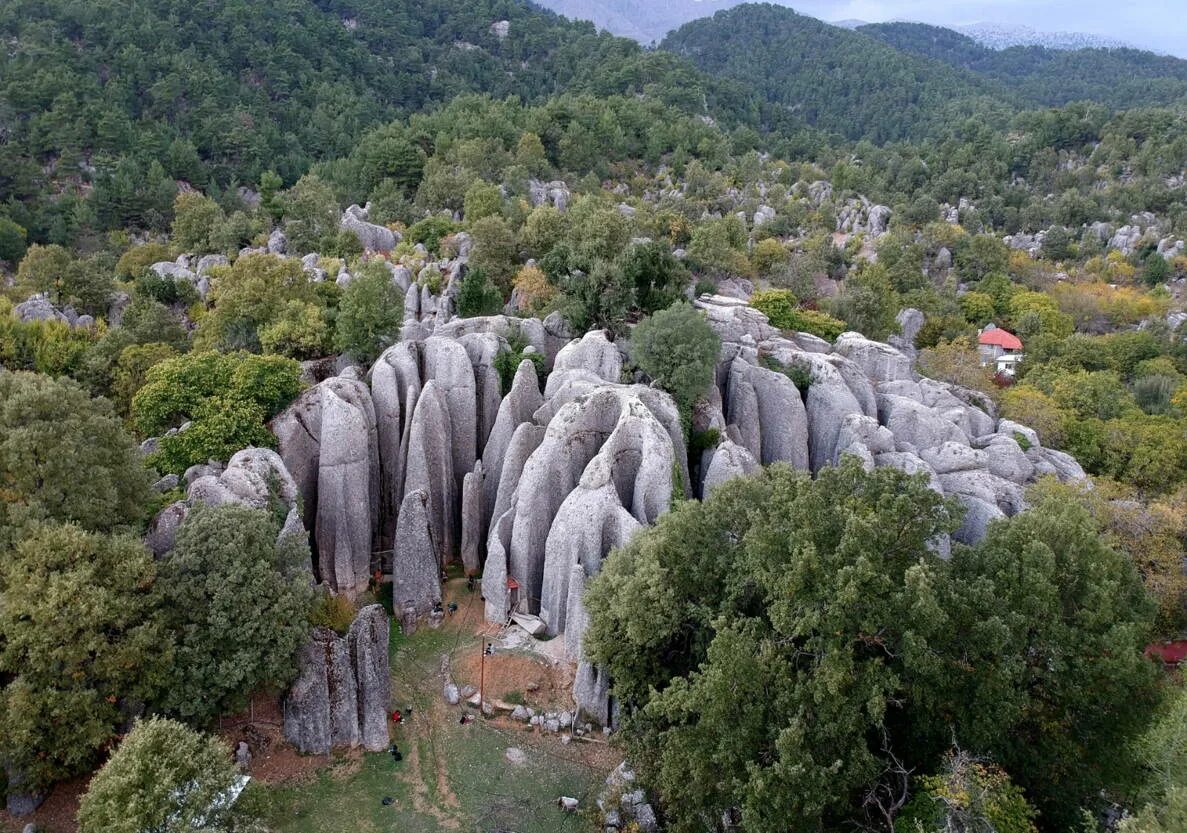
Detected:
[
  {"left": 347, "top": 604, "right": 391, "bottom": 752},
  {"left": 370, "top": 342, "right": 421, "bottom": 540},
  {"left": 340, "top": 205, "right": 397, "bottom": 253},
  {"left": 546, "top": 331, "right": 622, "bottom": 396},
  {"left": 835, "top": 332, "right": 912, "bottom": 382},
  {"left": 540, "top": 481, "right": 641, "bottom": 654},
  {"left": 574, "top": 661, "right": 612, "bottom": 726},
  {"left": 403, "top": 382, "right": 456, "bottom": 563},
  {"left": 146, "top": 500, "right": 188, "bottom": 556},
  {"left": 980, "top": 435, "right": 1035, "bottom": 483},
  {"left": 725, "top": 360, "right": 810, "bottom": 471},
  {"left": 391, "top": 489, "right": 442, "bottom": 615},
  {"left": 919, "top": 441, "right": 989, "bottom": 475},
  {"left": 461, "top": 463, "right": 484, "bottom": 574},
  {"left": 283, "top": 627, "right": 357, "bottom": 754},
  {"left": 13, "top": 293, "right": 66, "bottom": 323},
  {"left": 5, "top": 768, "right": 45, "bottom": 817},
  {"left": 502, "top": 386, "right": 678, "bottom": 618},
  {"left": 702, "top": 438, "right": 760, "bottom": 496},
  {"left": 482, "top": 359, "right": 544, "bottom": 522},
  {"left": 834, "top": 413, "right": 896, "bottom": 462},
  {"left": 424, "top": 336, "right": 478, "bottom": 486},
  {"left": 316, "top": 383, "right": 379, "bottom": 596},
  {"left": 878, "top": 393, "right": 969, "bottom": 451},
  {"left": 268, "top": 228, "right": 288, "bottom": 255}
]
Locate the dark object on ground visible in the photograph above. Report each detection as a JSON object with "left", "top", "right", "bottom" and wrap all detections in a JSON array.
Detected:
[
  {"left": 447, "top": 602, "right": 458, "bottom": 615},
  {"left": 382, "top": 796, "right": 394, "bottom": 806}
]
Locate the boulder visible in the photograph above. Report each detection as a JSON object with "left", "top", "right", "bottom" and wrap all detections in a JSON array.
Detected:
[
  {"left": 340, "top": 205, "right": 397, "bottom": 253},
  {"left": 391, "top": 489, "right": 442, "bottom": 615},
  {"left": 347, "top": 604, "right": 391, "bottom": 752},
  {"left": 283, "top": 627, "right": 357, "bottom": 754},
  {"left": 877, "top": 394, "right": 968, "bottom": 451},
  {"left": 834, "top": 332, "right": 912, "bottom": 382},
  {"left": 702, "top": 438, "right": 760, "bottom": 497},
  {"left": 461, "top": 463, "right": 484, "bottom": 574}
]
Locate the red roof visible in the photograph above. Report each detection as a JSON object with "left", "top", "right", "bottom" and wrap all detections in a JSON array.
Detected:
[
  {"left": 979, "top": 328, "right": 1023, "bottom": 350},
  {"left": 1147, "top": 641, "right": 1187, "bottom": 666}
]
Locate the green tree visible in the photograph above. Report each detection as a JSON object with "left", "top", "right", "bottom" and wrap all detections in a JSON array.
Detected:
[
  {"left": 0, "top": 216, "right": 28, "bottom": 263},
  {"left": 830, "top": 263, "right": 898, "bottom": 340},
  {"left": 259, "top": 300, "right": 332, "bottom": 360},
  {"left": 172, "top": 191, "right": 226, "bottom": 253},
  {"left": 955, "top": 235, "right": 1009, "bottom": 283},
  {"left": 197, "top": 253, "right": 318, "bottom": 352},
  {"left": 1144, "top": 253, "right": 1171, "bottom": 286},
  {"left": 585, "top": 462, "right": 959, "bottom": 833},
  {"left": 15, "top": 243, "right": 72, "bottom": 301},
  {"left": 559, "top": 259, "right": 635, "bottom": 337},
  {"left": 112, "top": 342, "right": 179, "bottom": 417},
  {"left": 688, "top": 215, "right": 750, "bottom": 276},
  {"left": 620, "top": 242, "right": 689, "bottom": 314},
  {"left": 334, "top": 262, "right": 404, "bottom": 364},
  {"left": 0, "top": 370, "right": 153, "bottom": 543},
  {"left": 159, "top": 506, "right": 314, "bottom": 724},
  {"left": 631, "top": 301, "right": 720, "bottom": 419},
  {"left": 131, "top": 351, "right": 301, "bottom": 473},
  {"left": 468, "top": 215, "right": 518, "bottom": 289},
  {"left": 455, "top": 267, "right": 504, "bottom": 318},
  {"left": 115, "top": 243, "right": 173, "bottom": 280},
  {"left": 463, "top": 180, "right": 502, "bottom": 222},
  {"left": 282, "top": 174, "right": 340, "bottom": 254},
  {"left": 0, "top": 523, "right": 169, "bottom": 789},
  {"left": 78, "top": 717, "right": 261, "bottom": 833},
  {"left": 939, "top": 492, "right": 1161, "bottom": 827},
  {"left": 258, "top": 170, "right": 284, "bottom": 221}
]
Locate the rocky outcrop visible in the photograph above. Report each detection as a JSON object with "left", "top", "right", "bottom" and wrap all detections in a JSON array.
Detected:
[
  {"left": 283, "top": 605, "right": 390, "bottom": 754},
  {"left": 340, "top": 204, "right": 397, "bottom": 253},
  {"left": 694, "top": 295, "right": 1086, "bottom": 546},
  {"left": 272, "top": 378, "right": 379, "bottom": 596},
  {"left": 390, "top": 489, "right": 441, "bottom": 615}
]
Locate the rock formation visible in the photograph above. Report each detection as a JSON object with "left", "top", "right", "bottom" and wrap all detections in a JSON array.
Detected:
[{"left": 283, "top": 604, "right": 390, "bottom": 754}]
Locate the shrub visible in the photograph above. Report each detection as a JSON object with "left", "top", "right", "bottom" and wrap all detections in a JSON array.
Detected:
[
  {"left": 631, "top": 301, "right": 720, "bottom": 419},
  {"left": 335, "top": 262, "right": 404, "bottom": 364}
]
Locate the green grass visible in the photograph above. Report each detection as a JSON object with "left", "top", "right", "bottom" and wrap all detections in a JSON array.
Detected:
[{"left": 259, "top": 580, "right": 608, "bottom": 833}]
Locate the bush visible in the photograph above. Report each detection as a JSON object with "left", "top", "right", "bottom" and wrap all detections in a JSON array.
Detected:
[
  {"left": 455, "top": 267, "right": 504, "bottom": 318},
  {"left": 0, "top": 216, "right": 27, "bottom": 263},
  {"left": 407, "top": 216, "right": 460, "bottom": 255},
  {"left": 259, "top": 300, "right": 332, "bottom": 360},
  {"left": 132, "top": 351, "right": 301, "bottom": 473},
  {"left": 159, "top": 505, "right": 314, "bottom": 723},
  {"left": 335, "top": 262, "right": 404, "bottom": 363},
  {"left": 78, "top": 717, "right": 258, "bottom": 833},
  {"left": 0, "top": 524, "right": 169, "bottom": 790},
  {"left": 630, "top": 301, "right": 720, "bottom": 419},
  {"left": 0, "top": 370, "right": 153, "bottom": 541},
  {"left": 309, "top": 592, "right": 358, "bottom": 635},
  {"left": 750, "top": 288, "right": 798, "bottom": 328}
]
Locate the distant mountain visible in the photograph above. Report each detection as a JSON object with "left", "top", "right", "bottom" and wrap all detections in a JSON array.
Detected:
[
  {"left": 661, "top": 5, "right": 1008, "bottom": 143},
  {"left": 955, "top": 22, "right": 1136, "bottom": 52},
  {"left": 858, "top": 21, "right": 1187, "bottom": 110},
  {"left": 530, "top": 0, "right": 744, "bottom": 43},
  {"left": 829, "top": 19, "right": 869, "bottom": 30}
]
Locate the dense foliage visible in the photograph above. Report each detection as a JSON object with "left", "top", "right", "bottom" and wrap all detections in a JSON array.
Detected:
[
  {"left": 585, "top": 462, "right": 1160, "bottom": 832},
  {"left": 78, "top": 717, "right": 261, "bottom": 833},
  {"left": 158, "top": 505, "right": 314, "bottom": 724}
]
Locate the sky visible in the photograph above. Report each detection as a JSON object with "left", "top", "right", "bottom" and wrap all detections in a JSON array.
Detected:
[{"left": 752, "top": 0, "right": 1187, "bottom": 57}]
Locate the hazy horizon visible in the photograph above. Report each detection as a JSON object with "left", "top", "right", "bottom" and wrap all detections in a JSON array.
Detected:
[{"left": 746, "top": 0, "right": 1187, "bottom": 57}]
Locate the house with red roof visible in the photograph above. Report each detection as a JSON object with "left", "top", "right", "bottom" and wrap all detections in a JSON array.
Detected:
[{"left": 977, "top": 324, "right": 1024, "bottom": 377}]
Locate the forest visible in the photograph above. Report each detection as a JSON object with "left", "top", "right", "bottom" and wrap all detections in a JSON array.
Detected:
[{"left": 2, "top": 2, "right": 1187, "bottom": 832}]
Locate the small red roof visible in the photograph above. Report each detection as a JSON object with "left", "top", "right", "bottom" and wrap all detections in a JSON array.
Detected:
[
  {"left": 979, "top": 328, "right": 1023, "bottom": 350},
  {"left": 1146, "top": 640, "right": 1187, "bottom": 666}
]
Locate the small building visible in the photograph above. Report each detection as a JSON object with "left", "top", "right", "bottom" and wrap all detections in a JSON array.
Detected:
[{"left": 978, "top": 325, "right": 1024, "bottom": 377}]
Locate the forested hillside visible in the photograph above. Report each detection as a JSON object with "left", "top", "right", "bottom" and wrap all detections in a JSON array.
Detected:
[
  {"left": 0, "top": 0, "right": 750, "bottom": 239},
  {"left": 660, "top": 4, "right": 1010, "bottom": 142},
  {"left": 3, "top": 2, "right": 1187, "bottom": 831},
  {"left": 860, "top": 21, "right": 1187, "bottom": 109}
]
